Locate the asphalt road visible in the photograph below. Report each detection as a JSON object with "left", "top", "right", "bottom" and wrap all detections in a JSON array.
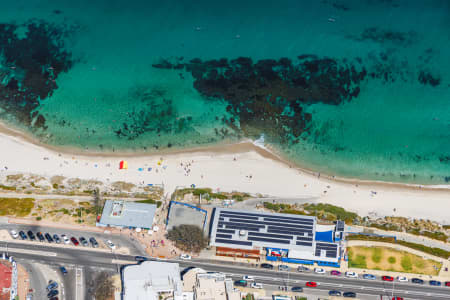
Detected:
[
  {"left": 2, "top": 241, "right": 450, "bottom": 300},
  {"left": 19, "top": 261, "right": 48, "bottom": 299}
]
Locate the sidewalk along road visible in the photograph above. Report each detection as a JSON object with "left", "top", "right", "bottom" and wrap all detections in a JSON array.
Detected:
[{"left": 1, "top": 241, "right": 450, "bottom": 300}]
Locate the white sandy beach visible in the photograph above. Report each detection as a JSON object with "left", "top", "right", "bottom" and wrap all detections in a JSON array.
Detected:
[{"left": 0, "top": 130, "right": 449, "bottom": 223}]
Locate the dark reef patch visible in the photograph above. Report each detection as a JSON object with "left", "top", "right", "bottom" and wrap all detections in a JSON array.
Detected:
[
  {"left": 350, "top": 27, "right": 417, "bottom": 46},
  {"left": 0, "top": 20, "right": 75, "bottom": 130},
  {"left": 153, "top": 55, "right": 367, "bottom": 144},
  {"left": 113, "top": 98, "right": 195, "bottom": 141},
  {"left": 418, "top": 70, "right": 440, "bottom": 87}
]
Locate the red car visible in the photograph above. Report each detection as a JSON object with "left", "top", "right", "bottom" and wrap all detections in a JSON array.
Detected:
[
  {"left": 382, "top": 276, "right": 394, "bottom": 281},
  {"left": 70, "top": 237, "right": 79, "bottom": 246},
  {"left": 392, "top": 297, "right": 403, "bottom": 300},
  {"left": 330, "top": 270, "right": 341, "bottom": 276},
  {"left": 445, "top": 281, "right": 450, "bottom": 287},
  {"left": 305, "top": 282, "right": 317, "bottom": 287}
]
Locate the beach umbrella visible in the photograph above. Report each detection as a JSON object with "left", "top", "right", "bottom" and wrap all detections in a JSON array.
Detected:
[{"left": 119, "top": 160, "right": 128, "bottom": 169}]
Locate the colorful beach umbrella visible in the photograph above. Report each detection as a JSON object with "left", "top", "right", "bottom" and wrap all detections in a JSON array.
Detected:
[{"left": 119, "top": 160, "right": 128, "bottom": 169}]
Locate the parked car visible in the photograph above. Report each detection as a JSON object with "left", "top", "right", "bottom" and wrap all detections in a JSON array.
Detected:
[
  {"left": 89, "top": 237, "right": 99, "bottom": 248},
  {"left": 343, "top": 291, "right": 357, "bottom": 298},
  {"left": 291, "top": 286, "right": 303, "bottom": 292},
  {"left": 36, "top": 231, "right": 45, "bottom": 242},
  {"left": 382, "top": 276, "right": 394, "bottom": 282},
  {"left": 330, "top": 270, "right": 341, "bottom": 276},
  {"left": 27, "top": 231, "right": 36, "bottom": 240},
  {"left": 305, "top": 281, "right": 317, "bottom": 287},
  {"left": 105, "top": 240, "right": 116, "bottom": 250},
  {"left": 180, "top": 254, "right": 191, "bottom": 260},
  {"left": 47, "top": 289, "right": 58, "bottom": 298},
  {"left": 243, "top": 275, "right": 254, "bottom": 281},
  {"left": 329, "top": 290, "right": 342, "bottom": 296},
  {"left": 250, "top": 282, "right": 263, "bottom": 289},
  {"left": 392, "top": 297, "right": 404, "bottom": 300},
  {"left": 44, "top": 233, "right": 54, "bottom": 243},
  {"left": 135, "top": 256, "right": 149, "bottom": 262},
  {"left": 9, "top": 230, "right": 19, "bottom": 239},
  {"left": 234, "top": 280, "right": 247, "bottom": 287},
  {"left": 411, "top": 278, "right": 424, "bottom": 284},
  {"left": 19, "top": 231, "right": 27, "bottom": 240},
  {"left": 445, "top": 281, "right": 450, "bottom": 287},
  {"left": 363, "top": 274, "right": 376, "bottom": 280},
  {"left": 260, "top": 263, "right": 273, "bottom": 269},
  {"left": 79, "top": 237, "right": 88, "bottom": 247},
  {"left": 61, "top": 234, "right": 70, "bottom": 244},
  {"left": 278, "top": 265, "right": 289, "bottom": 271},
  {"left": 397, "top": 276, "right": 408, "bottom": 282},
  {"left": 53, "top": 234, "right": 61, "bottom": 244},
  {"left": 46, "top": 280, "right": 58, "bottom": 291},
  {"left": 297, "top": 266, "right": 310, "bottom": 272},
  {"left": 37, "top": 232, "right": 45, "bottom": 242},
  {"left": 345, "top": 271, "right": 358, "bottom": 278},
  {"left": 70, "top": 237, "right": 79, "bottom": 246},
  {"left": 429, "top": 280, "right": 441, "bottom": 286},
  {"left": 60, "top": 266, "right": 68, "bottom": 276},
  {"left": 314, "top": 268, "right": 326, "bottom": 274},
  {"left": 50, "top": 297, "right": 59, "bottom": 300}
]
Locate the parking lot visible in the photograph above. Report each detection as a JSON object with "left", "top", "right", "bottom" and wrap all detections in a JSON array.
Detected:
[{"left": 0, "top": 224, "right": 145, "bottom": 255}]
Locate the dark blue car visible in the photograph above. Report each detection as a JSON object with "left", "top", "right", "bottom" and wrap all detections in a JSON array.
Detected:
[
  {"left": 429, "top": 280, "right": 441, "bottom": 286},
  {"left": 411, "top": 278, "right": 424, "bottom": 284},
  {"left": 60, "top": 266, "right": 68, "bottom": 275},
  {"left": 19, "top": 231, "right": 27, "bottom": 240}
]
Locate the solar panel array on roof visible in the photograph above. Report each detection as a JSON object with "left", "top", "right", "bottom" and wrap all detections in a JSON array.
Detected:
[
  {"left": 315, "top": 242, "right": 338, "bottom": 258},
  {"left": 212, "top": 208, "right": 316, "bottom": 249},
  {"left": 336, "top": 220, "right": 345, "bottom": 232},
  {"left": 211, "top": 208, "right": 341, "bottom": 263}
]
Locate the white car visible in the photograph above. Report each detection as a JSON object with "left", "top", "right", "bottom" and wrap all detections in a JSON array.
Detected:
[
  {"left": 61, "top": 234, "right": 70, "bottom": 244},
  {"left": 345, "top": 271, "right": 358, "bottom": 278},
  {"left": 180, "top": 254, "right": 192, "bottom": 260},
  {"left": 314, "top": 268, "right": 326, "bottom": 274},
  {"left": 243, "top": 275, "right": 255, "bottom": 281},
  {"left": 397, "top": 276, "right": 408, "bottom": 282},
  {"left": 106, "top": 240, "right": 116, "bottom": 250},
  {"left": 9, "top": 230, "right": 18, "bottom": 239},
  {"left": 250, "top": 282, "right": 263, "bottom": 289}
]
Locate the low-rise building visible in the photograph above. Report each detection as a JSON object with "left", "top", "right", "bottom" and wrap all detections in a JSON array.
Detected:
[
  {"left": 97, "top": 200, "right": 156, "bottom": 229},
  {"left": 209, "top": 208, "right": 345, "bottom": 267},
  {"left": 121, "top": 261, "right": 183, "bottom": 300},
  {"left": 182, "top": 268, "right": 240, "bottom": 300}
]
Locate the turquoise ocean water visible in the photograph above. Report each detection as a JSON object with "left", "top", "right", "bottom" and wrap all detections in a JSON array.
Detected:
[{"left": 0, "top": 0, "right": 449, "bottom": 184}]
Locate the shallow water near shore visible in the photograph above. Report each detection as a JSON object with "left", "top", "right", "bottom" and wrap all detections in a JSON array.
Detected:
[{"left": 0, "top": 0, "right": 449, "bottom": 184}]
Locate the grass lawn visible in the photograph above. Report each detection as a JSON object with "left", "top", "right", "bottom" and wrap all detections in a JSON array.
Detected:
[
  {"left": 0, "top": 197, "right": 35, "bottom": 217},
  {"left": 347, "top": 246, "right": 441, "bottom": 275}
]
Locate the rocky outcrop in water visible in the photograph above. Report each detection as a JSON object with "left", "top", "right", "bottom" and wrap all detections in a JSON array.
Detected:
[
  {"left": 0, "top": 20, "right": 75, "bottom": 130},
  {"left": 153, "top": 55, "right": 367, "bottom": 144}
]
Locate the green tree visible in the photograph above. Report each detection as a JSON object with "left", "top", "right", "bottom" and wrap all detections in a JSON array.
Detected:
[{"left": 167, "top": 224, "right": 207, "bottom": 253}]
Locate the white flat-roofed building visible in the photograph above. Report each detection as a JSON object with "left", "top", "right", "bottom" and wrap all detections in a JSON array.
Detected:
[
  {"left": 122, "top": 261, "right": 183, "bottom": 300},
  {"left": 98, "top": 200, "right": 156, "bottom": 229}
]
